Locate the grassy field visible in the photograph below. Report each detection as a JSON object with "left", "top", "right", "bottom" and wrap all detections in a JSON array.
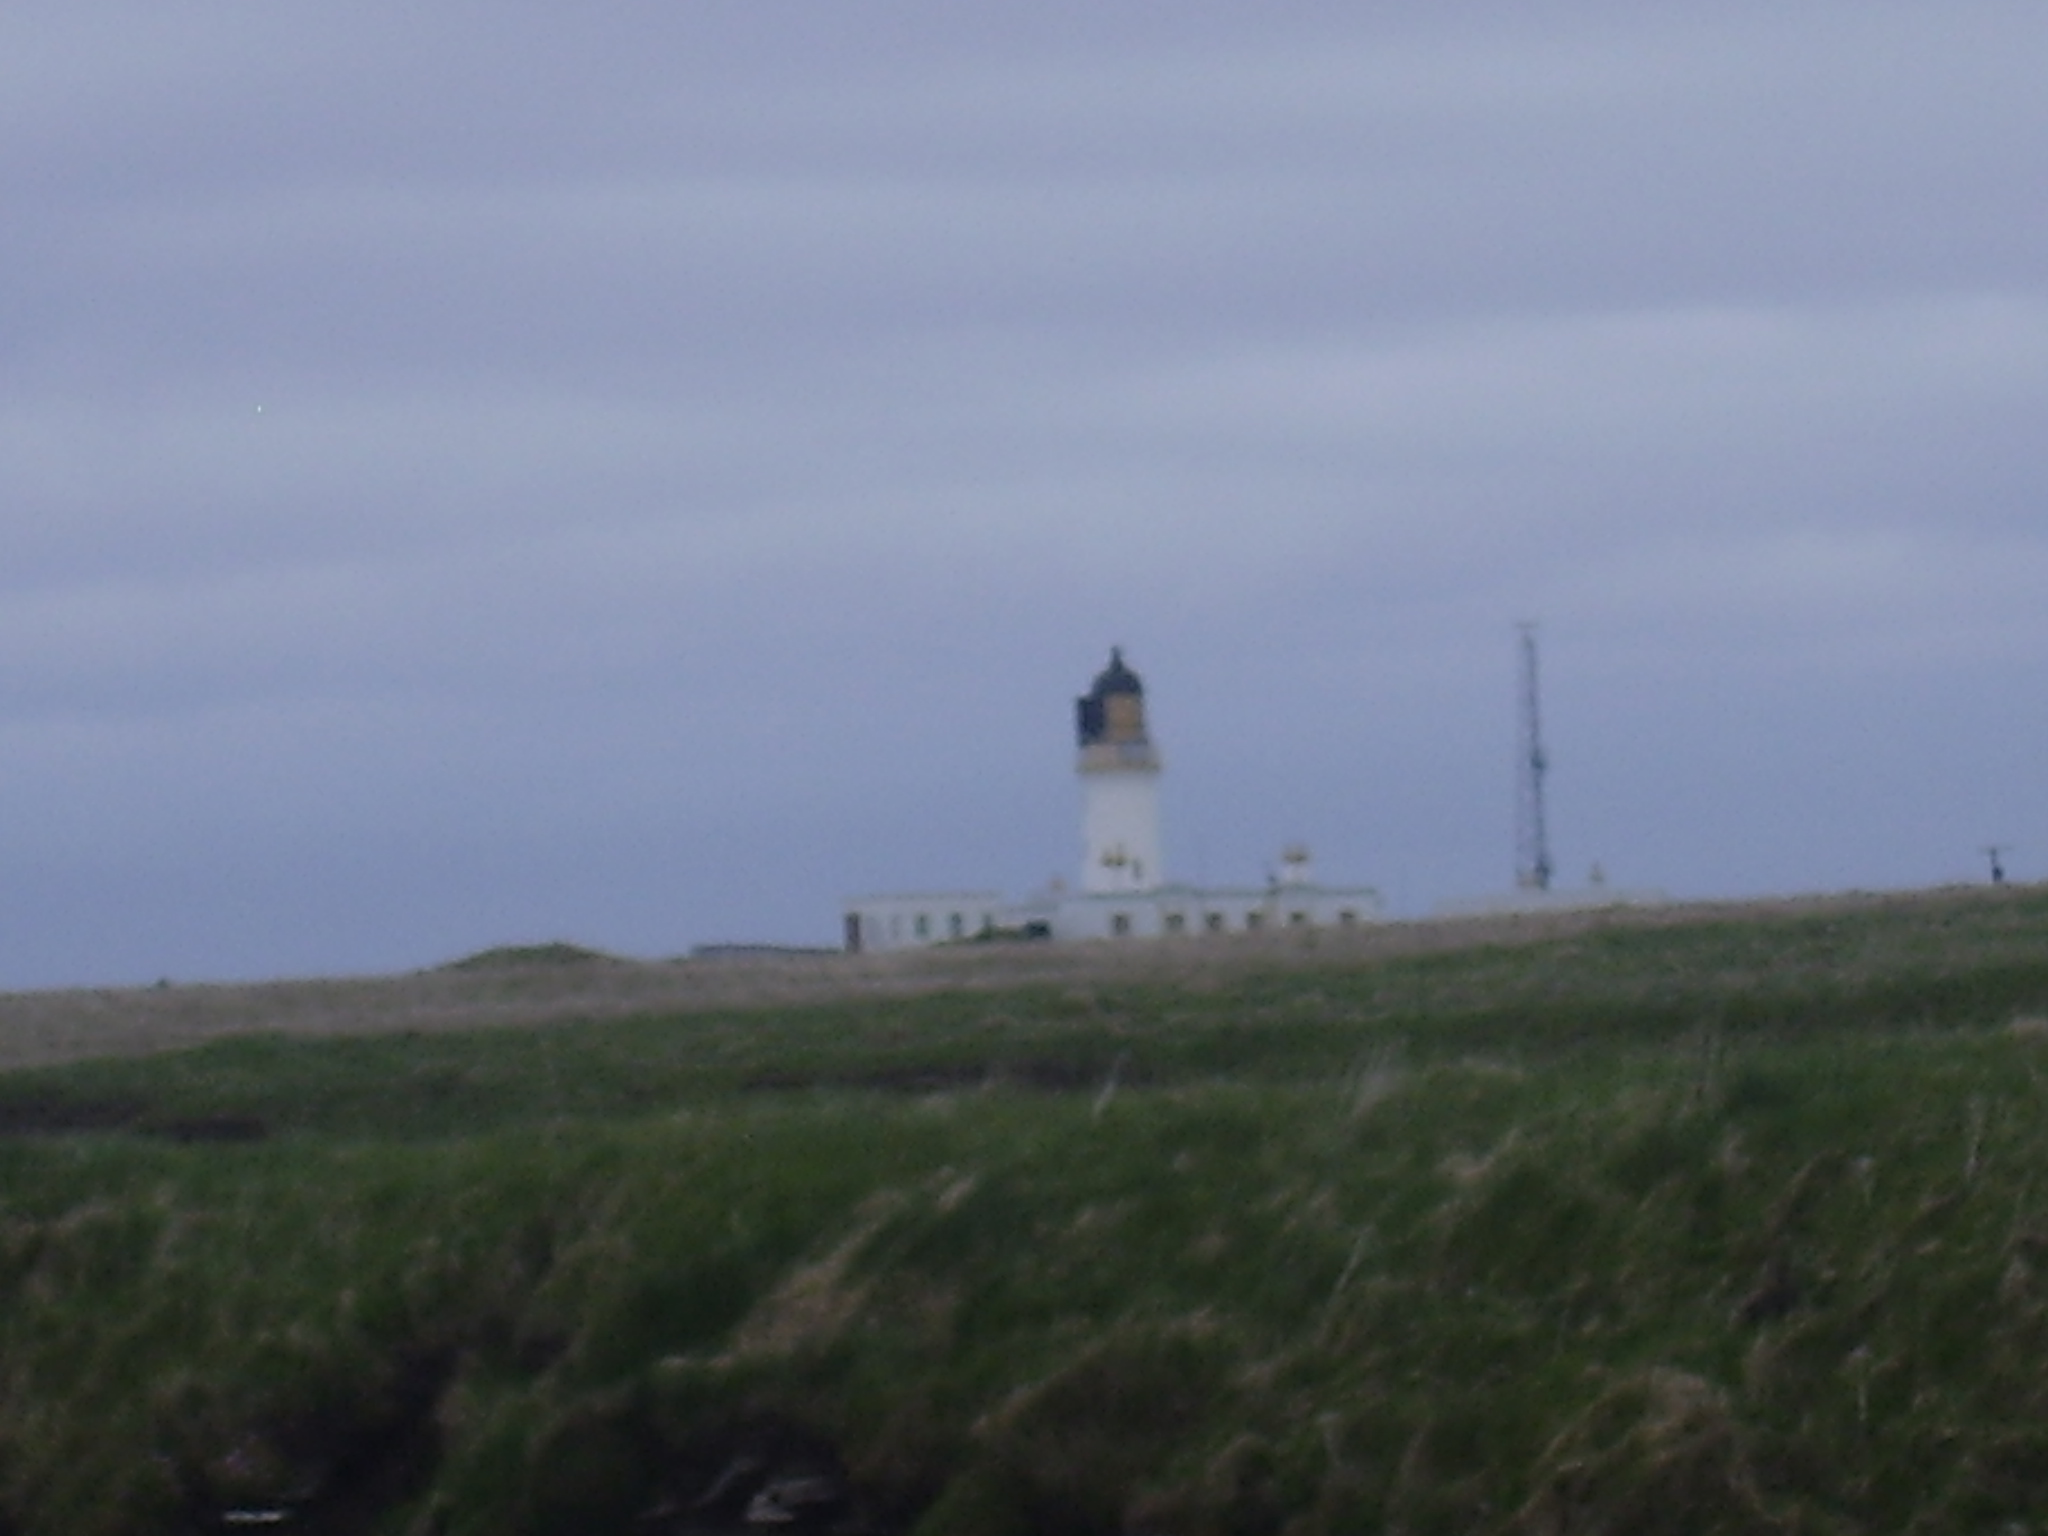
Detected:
[{"left": 3, "top": 887, "right": 2048, "bottom": 1534}]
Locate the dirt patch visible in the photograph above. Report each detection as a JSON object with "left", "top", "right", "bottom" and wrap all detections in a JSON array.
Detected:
[
  {"left": 139, "top": 1114, "right": 270, "bottom": 1145},
  {"left": 0, "top": 1095, "right": 143, "bottom": 1135},
  {"left": 0, "top": 1095, "right": 268, "bottom": 1144}
]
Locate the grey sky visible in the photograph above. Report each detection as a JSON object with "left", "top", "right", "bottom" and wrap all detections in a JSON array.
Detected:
[{"left": 4, "top": 3, "right": 2045, "bottom": 986}]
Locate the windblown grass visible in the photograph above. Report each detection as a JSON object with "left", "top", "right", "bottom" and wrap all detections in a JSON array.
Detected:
[{"left": 1, "top": 885, "right": 2046, "bottom": 1533}]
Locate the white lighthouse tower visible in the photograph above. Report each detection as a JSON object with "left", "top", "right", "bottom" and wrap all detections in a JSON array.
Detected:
[{"left": 1075, "top": 648, "right": 1164, "bottom": 894}]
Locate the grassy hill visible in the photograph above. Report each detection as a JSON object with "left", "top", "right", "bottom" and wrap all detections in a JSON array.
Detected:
[{"left": 2, "top": 887, "right": 2047, "bottom": 1534}]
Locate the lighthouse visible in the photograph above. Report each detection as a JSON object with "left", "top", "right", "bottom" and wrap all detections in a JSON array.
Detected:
[
  {"left": 841, "top": 649, "right": 1385, "bottom": 951},
  {"left": 1075, "top": 648, "right": 1164, "bottom": 894}
]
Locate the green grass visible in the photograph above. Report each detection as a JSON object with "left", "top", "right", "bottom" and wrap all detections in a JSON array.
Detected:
[{"left": 2, "top": 888, "right": 2047, "bottom": 1533}]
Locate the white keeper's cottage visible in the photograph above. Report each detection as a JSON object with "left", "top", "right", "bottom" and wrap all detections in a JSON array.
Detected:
[{"left": 842, "top": 650, "right": 1383, "bottom": 953}]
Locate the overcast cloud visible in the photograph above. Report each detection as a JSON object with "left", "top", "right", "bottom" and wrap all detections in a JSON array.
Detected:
[{"left": 3, "top": 2, "right": 2044, "bottom": 986}]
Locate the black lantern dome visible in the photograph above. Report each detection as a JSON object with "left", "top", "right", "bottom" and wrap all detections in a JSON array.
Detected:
[{"left": 1076, "top": 648, "right": 1149, "bottom": 748}]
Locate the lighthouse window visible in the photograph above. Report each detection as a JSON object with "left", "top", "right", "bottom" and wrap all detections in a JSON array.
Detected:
[
  {"left": 914, "top": 913, "right": 930, "bottom": 939},
  {"left": 1111, "top": 912, "right": 1132, "bottom": 936},
  {"left": 948, "top": 912, "right": 964, "bottom": 939},
  {"left": 1164, "top": 911, "right": 1185, "bottom": 934},
  {"left": 1205, "top": 912, "right": 1225, "bottom": 933}
]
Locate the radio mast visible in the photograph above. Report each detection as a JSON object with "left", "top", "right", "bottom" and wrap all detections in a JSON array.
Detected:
[{"left": 1515, "top": 621, "right": 1553, "bottom": 892}]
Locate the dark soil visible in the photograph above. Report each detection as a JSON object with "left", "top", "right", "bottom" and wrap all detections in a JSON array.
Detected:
[
  {"left": 0, "top": 1095, "right": 143, "bottom": 1135},
  {"left": 0, "top": 1094, "right": 267, "bottom": 1144}
]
